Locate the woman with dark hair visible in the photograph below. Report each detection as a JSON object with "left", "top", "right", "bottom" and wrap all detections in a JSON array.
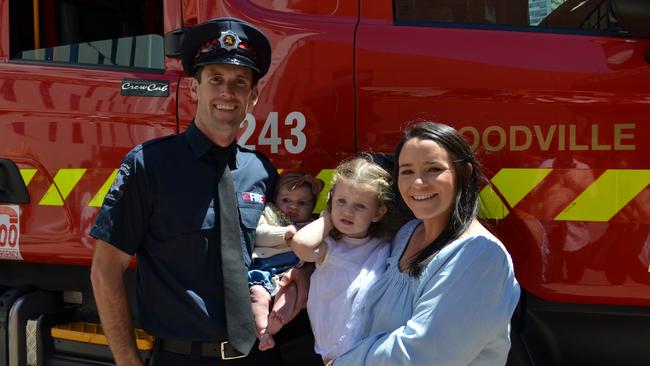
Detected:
[{"left": 333, "top": 122, "right": 520, "bottom": 365}]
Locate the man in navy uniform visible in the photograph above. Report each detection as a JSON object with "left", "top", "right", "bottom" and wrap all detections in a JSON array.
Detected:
[{"left": 90, "top": 18, "right": 306, "bottom": 365}]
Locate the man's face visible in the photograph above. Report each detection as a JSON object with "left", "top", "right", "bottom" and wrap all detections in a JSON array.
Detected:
[{"left": 191, "top": 64, "right": 259, "bottom": 142}]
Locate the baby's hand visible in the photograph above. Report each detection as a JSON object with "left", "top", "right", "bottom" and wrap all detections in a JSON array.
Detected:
[{"left": 284, "top": 225, "right": 297, "bottom": 241}]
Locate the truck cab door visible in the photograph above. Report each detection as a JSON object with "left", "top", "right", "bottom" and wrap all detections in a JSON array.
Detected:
[
  {"left": 0, "top": 0, "right": 183, "bottom": 264},
  {"left": 356, "top": 1, "right": 650, "bottom": 365}
]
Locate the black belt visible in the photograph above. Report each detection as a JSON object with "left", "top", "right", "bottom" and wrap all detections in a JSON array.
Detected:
[{"left": 159, "top": 339, "right": 246, "bottom": 360}]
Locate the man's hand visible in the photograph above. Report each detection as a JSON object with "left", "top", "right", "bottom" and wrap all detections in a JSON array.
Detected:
[
  {"left": 90, "top": 241, "right": 143, "bottom": 366},
  {"left": 275, "top": 264, "right": 315, "bottom": 321}
]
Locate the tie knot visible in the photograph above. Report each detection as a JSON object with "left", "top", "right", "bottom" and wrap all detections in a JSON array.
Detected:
[{"left": 210, "top": 145, "right": 234, "bottom": 166}]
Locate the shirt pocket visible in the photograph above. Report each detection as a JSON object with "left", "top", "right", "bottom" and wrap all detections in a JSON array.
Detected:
[
  {"left": 237, "top": 194, "right": 264, "bottom": 259},
  {"left": 147, "top": 198, "right": 216, "bottom": 275}
]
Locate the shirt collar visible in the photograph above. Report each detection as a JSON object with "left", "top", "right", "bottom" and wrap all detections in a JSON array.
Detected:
[{"left": 185, "top": 121, "right": 237, "bottom": 168}]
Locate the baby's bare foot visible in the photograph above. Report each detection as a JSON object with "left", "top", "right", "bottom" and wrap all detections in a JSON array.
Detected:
[
  {"left": 275, "top": 302, "right": 294, "bottom": 325},
  {"left": 267, "top": 310, "right": 284, "bottom": 334},
  {"left": 258, "top": 329, "right": 275, "bottom": 351}
]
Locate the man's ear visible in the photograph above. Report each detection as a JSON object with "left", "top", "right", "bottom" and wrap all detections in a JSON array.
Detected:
[
  {"left": 372, "top": 206, "right": 388, "bottom": 223},
  {"left": 190, "top": 78, "right": 199, "bottom": 101},
  {"left": 250, "top": 85, "right": 259, "bottom": 107}
]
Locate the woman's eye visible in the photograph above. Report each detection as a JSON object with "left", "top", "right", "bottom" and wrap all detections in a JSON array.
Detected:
[
  {"left": 281, "top": 198, "right": 290, "bottom": 203},
  {"left": 399, "top": 169, "right": 412, "bottom": 175}
]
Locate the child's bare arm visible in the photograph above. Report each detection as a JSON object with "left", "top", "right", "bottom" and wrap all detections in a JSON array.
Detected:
[{"left": 289, "top": 213, "right": 331, "bottom": 263}]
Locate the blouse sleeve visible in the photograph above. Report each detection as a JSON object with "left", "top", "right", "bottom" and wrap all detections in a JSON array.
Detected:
[{"left": 335, "top": 237, "right": 520, "bottom": 365}]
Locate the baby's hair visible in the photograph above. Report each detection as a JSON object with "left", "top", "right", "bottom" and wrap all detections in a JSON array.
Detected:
[
  {"left": 327, "top": 154, "right": 394, "bottom": 239},
  {"left": 274, "top": 172, "right": 325, "bottom": 211}
]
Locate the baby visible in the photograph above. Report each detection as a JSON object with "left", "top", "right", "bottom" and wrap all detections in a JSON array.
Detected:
[{"left": 248, "top": 172, "right": 324, "bottom": 350}]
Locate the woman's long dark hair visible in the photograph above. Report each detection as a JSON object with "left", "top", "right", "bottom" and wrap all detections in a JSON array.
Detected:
[{"left": 394, "top": 122, "right": 484, "bottom": 277}]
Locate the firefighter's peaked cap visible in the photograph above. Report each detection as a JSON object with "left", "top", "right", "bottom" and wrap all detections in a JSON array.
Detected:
[{"left": 180, "top": 17, "right": 271, "bottom": 79}]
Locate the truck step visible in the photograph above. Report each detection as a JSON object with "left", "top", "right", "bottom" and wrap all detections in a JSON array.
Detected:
[{"left": 51, "top": 323, "right": 154, "bottom": 350}]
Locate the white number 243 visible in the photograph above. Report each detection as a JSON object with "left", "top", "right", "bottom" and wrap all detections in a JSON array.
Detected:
[{"left": 239, "top": 111, "right": 307, "bottom": 154}]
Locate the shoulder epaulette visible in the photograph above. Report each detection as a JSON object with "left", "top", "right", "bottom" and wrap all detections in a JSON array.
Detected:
[{"left": 141, "top": 133, "right": 177, "bottom": 147}]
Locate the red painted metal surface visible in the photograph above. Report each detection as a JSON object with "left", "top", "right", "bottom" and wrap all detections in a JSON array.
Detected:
[
  {"left": 0, "top": 0, "right": 181, "bottom": 264},
  {"left": 0, "top": 0, "right": 649, "bottom": 309},
  {"left": 177, "top": 0, "right": 357, "bottom": 172},
  {"left": 0, "top": 0, "right": 7, "bottom": 60},
  {"left": 356, "top": 4, "right": 650, "bottom": 306}
]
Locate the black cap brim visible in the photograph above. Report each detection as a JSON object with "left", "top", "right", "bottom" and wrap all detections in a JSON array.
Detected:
[{"left": 194, "top": 53, "right": 261, "bottom": 75}]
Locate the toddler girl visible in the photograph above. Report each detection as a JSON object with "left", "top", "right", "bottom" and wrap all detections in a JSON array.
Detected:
[
  {"left": 290, "top": 155, "right": 394, "bottom": 362},
  {"left": 248, "top": 172, "right": 324, "bottom": 350}
]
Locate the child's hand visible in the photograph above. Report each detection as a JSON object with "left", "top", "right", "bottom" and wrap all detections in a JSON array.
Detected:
[{"left": 284, "top": 225, "right": 297, "bottom": 241}]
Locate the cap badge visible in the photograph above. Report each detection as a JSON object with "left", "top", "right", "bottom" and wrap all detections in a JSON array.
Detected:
[{"left": 219, "top": 30, "right": 241, "bottom": 51}]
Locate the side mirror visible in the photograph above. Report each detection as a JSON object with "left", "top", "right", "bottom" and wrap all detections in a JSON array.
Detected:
[
  {"left": 610, "top": 0, "right": 650, "bottom": 38},
  {"left": 164, "top": 28, "right": 188, "bottom": 57},
  {"left": 0, "top": 159, "right": 29, "bottom": 204}
]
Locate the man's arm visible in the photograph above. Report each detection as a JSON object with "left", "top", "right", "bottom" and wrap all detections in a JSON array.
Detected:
[{"left": 90, "top": 240, "right": 143, "bottom": 366}]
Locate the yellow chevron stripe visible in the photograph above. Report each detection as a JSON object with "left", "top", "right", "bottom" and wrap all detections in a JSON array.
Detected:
[
  {"left": 480, "top": 168, "right": 552, "bottom": 219},
  {"left": 478, "top": 185, "right": 509, "bottom": 219},
  {"left": 39, "top": 169, "right": 87, "bottom": 206},
  {"left": 314, "top": 169, "right": 335, "bottom": 213},
  {"left": 555, "top": 169, "right": 650, "bottom": 222},
  {"left": 26, "top": 166, "right": 648, "bottom": 224},
  {"left": 88, "top": 169, "right": 118, "bottom": 207},
  {"left": 19, "top": 169, "right": 37, "bottom": 186},
  {"left": 491, "top": 168, "right": 552, "bottom": 207}
]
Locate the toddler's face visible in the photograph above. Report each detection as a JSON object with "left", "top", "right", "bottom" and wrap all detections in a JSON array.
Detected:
[
  {"left": 330, "top": 180, "right": 385, "bottom": 239},
  {"left": 276, "top": 185, "right": 314, "bottom": 222}
]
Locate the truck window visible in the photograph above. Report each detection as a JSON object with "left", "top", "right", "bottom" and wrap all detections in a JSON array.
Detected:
[
  {"left": 394, "top": 0, "right": 626, "bottom": 34},
  {"left": 9, "top": 0, "right": 164, "bottom": 71}
]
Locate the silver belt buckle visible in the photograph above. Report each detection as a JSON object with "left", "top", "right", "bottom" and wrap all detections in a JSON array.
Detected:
[{"left": 220, "top": 341, "right": 246, "bottom": 360}]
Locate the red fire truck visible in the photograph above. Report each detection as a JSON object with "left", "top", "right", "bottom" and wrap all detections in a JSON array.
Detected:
[{"left": 1, "top": 0, "right": 649, "bottom": 365}]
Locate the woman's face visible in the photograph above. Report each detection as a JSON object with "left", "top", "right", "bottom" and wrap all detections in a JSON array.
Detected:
[{"left": 397, "top": 138, "right": 457, "bottom": 224}]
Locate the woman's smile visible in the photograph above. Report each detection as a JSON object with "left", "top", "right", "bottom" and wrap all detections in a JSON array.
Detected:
[{"left": 411, "top": 193, "right": 436, "bottom": 201}]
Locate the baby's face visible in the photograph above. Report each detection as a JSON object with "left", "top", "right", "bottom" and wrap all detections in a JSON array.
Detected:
[{"left": 276, "top": 185, "right": 314, "bottom": 223}]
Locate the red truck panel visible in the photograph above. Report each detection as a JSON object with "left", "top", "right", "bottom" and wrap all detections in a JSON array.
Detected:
[{"left": 356, "top": 4, "right": 650, "bottom": 306}]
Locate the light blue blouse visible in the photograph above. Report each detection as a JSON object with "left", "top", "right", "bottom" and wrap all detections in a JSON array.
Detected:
[{"left": 335, "top": 220, "right": 520, "bottom": 365}]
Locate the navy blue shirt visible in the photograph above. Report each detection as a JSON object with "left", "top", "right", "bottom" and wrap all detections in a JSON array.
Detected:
[{"left": 90, "top": 122, "right": 278, "bottom": 341}]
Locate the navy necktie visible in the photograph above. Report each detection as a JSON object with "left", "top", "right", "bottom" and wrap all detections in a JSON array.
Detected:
[{"left": 217, "top": 161, "right": 256, "bottom": 354}]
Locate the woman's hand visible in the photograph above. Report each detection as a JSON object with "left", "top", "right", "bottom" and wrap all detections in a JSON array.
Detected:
[{"left": 275, "top": 263, "right": 315, "bottom": 321}]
